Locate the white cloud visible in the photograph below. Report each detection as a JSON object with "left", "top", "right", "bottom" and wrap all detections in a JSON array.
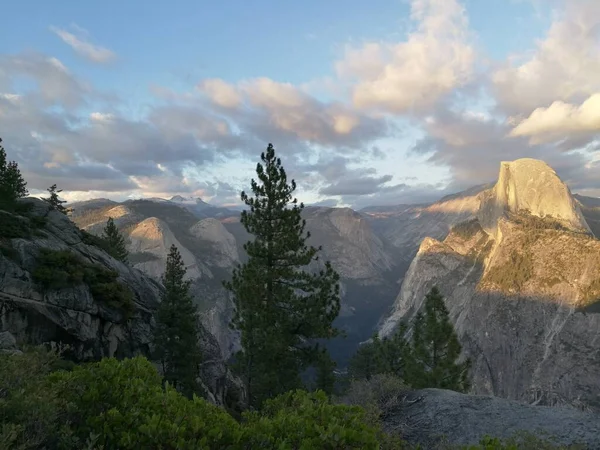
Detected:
[
  {"left": 50, "top": 25, "right": 116, "bottom": 64},
  {"left": 510, "top": 93, "right": 600, "bottom": 144},
  {"left": 492, "top": 0, "right": 600, "bottom": 115},
  {"left": 336, "top": 0, "right": 475, "bottom": 114},
  {"left": 197, "top": 78, "right": 242, "bottom": 108}
]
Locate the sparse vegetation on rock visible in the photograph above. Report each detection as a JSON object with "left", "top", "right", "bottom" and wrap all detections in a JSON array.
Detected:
[{"left": 32, "top": 248, "right": 135, "bottom": 317}]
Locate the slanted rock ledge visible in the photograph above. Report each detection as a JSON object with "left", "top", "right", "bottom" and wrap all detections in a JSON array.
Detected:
[{"left": 384, "top": 388, "right": 600, "bottom": 449}]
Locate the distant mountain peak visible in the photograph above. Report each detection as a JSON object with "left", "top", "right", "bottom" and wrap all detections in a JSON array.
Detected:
[
  {"left": 169, "top": 195, "right": 207, "bottom": 205},
  {"left": 477, "top": 158, "right": 591, "bottom": 235}
]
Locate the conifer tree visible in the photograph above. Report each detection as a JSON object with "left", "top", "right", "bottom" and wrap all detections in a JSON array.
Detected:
[
  {"left": 224, "top": 143, "right": 341, "bottom": 408},
  {"left": 315, "top": 348, "right": 336, "bottom": 396},
  {"left": 402, "top": 286, "right": 471, "bottom": 392},
  {"left": 43, "top": 184, "right": 69, "bottom": 214},
  {"left": 153, "top": 244, "right": 203, "bottom": 398},
  {"left": 0, "top": 138, "right": 28, "bottom": 210},
  {"left": 348, "top": 328, "right": 408, "bottom": 381},
  {"left": 101, "top": 217, "right": 129, "bottom": 263}
]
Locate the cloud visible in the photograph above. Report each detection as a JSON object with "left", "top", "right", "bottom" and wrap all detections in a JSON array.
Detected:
[
  {"left": 197, "top": 78, "right": 242, "bottom": 108},
  {"left": 509, "top": 93, "right": 600, "bottom": 144},
  {"left": 50, "top": 25, "right": 116, "bottom": 64},
  {"left": 336, "top": 0, "right": 474, "bottom": 114},
  {"left": 320, "top": 173, "right": 396, "bottom": 196},
  {"left": 0, "top": 52, "right": 93, "bottom": 108},
  {"left": 492, "top": 0, "right": 600, "bottom": 115},
  {"left": 197, "top": 76, "right": 389, "bottom": 150}
]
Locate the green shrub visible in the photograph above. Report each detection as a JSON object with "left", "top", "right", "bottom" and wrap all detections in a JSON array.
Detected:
[
  {"left": 241, "top": 389, "right": 381, "bottom": 449},
  {"left": 0, "top": 212, "right": 30, "bottom": 239},
  {"left": 49, "top": 356, "right": 241, "bottom": 450},
  {"left": 0, "top": 240, "right": 19, "bottom": 261},
  {"left": 32, "top": 248, "right": 135, "bottom": 318},
  {"left": 81, "top": 230, "right": 113, "bottom": 254}
]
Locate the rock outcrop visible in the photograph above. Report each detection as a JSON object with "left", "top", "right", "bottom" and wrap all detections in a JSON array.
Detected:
[
  {"left": 128, "top": 217, "right": 211, "bottom": 280},
  {"left": 379, "top": 159, "right": 600, "bottom": 410},
  {"left": 189, "top": 218, "right": 239, "bottom": 268},
  {"left": 0, "top": 199, "right": 244, "bottom": 408},
  {"left": 383, "top": 388, "right": 600, "bottom": 448},
  {"left": 478, "top": 159, "right": 590, "bottom": 237}
]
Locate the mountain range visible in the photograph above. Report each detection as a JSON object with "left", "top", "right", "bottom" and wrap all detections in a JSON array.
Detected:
[{"left": 55, "top": 157, "right": 600, "bottom": 410}]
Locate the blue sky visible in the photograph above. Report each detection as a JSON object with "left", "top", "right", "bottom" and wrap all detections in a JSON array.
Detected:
[{"left": 1, "top": 0, "right": 599, "bottom": 207}]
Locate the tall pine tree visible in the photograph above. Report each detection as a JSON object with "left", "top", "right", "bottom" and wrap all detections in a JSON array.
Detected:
[
  {"left": 43, "top": 184, "right": 69, "bottom": 214},
  {"left": 102, "top": 217, "right": 129, "bottom": 263},
  {"left": 224, "top": 143, "right": 341, "bottom": 408},
  {"left": 153, "top": 244, "right": 203, "bottom": 398},
  {"left": 403, "top": 286, "right": 471, "bottom": 392},
  {"left": 0, "top": 138, "right": 28, "bottom": 210}
]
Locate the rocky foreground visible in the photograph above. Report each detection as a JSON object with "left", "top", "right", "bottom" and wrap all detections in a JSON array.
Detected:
[{"left": 384, "top": 388, "right": 600, "bottom": 448}]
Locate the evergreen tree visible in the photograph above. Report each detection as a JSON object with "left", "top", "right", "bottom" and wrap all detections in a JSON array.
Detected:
[
  {"left": 153, "top": 244, "right": 203, "bottom": 398},
  {"left": 315, "top": 349, "right": 336, "bottom": 396},
  {"left": 102, "top": 217, "right": 129, "bottom": 263},
  {"left": 348, "top": 328, "right": 408, "bottom": 381},
  {"left": 224, "top": 143, "right": 341, "bottom": 408},
  {"left": 0, "top": 138, "right": 28, "bottom": 210},
  {"left": 403, "top": 286, "right": 471, "bottom": 392},
  {"left": 43, "top": 184, "right": 69, "bottom": 214}
]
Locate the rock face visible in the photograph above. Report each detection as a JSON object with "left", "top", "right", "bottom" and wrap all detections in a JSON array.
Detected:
[
  {"left": 128, "top": 217, "right": 211, "bottom": 280},
  {"left": 478, "top": 159, "right": 590, "bottom": 236},
  {"left": 189, "top": 218, "right": 239, "bottom": 268},
  {"left": 0, "top": 199, "right": 244, "bottom": 408},
  {"left": 379, "top": 159, "right": 600, "bottom": 410},
  {"left": 383, "top": 388, "right": 600, "bottom": 448}
]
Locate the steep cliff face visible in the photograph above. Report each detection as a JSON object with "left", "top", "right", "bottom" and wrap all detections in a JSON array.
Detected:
[
  {"left": 189, "top": 218, "right": 239, "bottom": 268},
  {"left": 128, "top": 217, "right": 211, "bottom": 280},
  {"left": 0, "top": 199, "right": 244, "bottom": 407},
  {"left": 379, "top": 159, "right": 600, "bottom": 410},
  {"left": 478, "top": 159, "right": 590, "bottom": 236}
]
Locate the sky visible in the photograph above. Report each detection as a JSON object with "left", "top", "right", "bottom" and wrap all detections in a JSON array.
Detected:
[{"left": 1, "top": 0, "right": 600, "bottom": 209}]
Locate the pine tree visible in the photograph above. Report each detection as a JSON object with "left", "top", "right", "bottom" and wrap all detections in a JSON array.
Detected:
[
  {"left": 348, "top": 328, "right": 408, "bottom": 381},
  {"left": 43, "top": 184, "right": 69, "bottom": 214},
  {"left": 0, "top": 138, "right": 28, "bottom": 210},
  {"left": 402, "top": 286, "right": 471, "bottom": 392},
  {"left": 224, "top": 143, "right": 341, "bottom": 408},
  {"left": 153, "top": 244, "right": 203, "bottom": 398},
  {"left": 102, "top": 217, "right": 129, "bottom": 263},
  {"left": 315, "top": 348, "right": 336, "bottom": 396}
]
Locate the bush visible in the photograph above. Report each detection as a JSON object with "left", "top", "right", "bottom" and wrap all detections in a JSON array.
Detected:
[
  {"left": 0, "top": 211, "right": 30, "bottom": 239},
  {"left": 50, "top": 356, "right": 240, "bottom": 449},
  {"left": 32, "top": 248, "right": 135, "bottom": 318},
  {"left": 81, "top": 230, "right": 113, "bottom": 254},
  {"left": 451, "top": 432, "right": 586, "bottom": 449},
  {"left": 485, "top": 250, "right": 534, "bottom": 291},
  {"left": 241, "top": 389, "right": 381, "bottom": 449}
]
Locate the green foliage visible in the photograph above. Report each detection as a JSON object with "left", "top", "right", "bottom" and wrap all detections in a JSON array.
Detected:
[
  {"left": 315, "top": 349, "right": 337, "bottom": 396},
  {"left": 224, "top": 143, "right": 341, "bottom": 408},
  {"left": 404, "top": 287, "right": 471, "bottom": 392},
  {"left": 485, "top": 249, "right": 534, "bottom": 291},
  {"left": 0, "top": 211, "right": 30, "bottom": 239},
  {"left": 0, "top": 240, "right": 19, "bottom": 261},
  {"left": 81, "top": 230, "right": 113, "bottom": 254},
  {"left": 43, "top": 184, "right": 70, "bottom": 214},
  {"left": 101, "top": 217, "right": 129, "bottom": 263},
  {"left": 153, "top": 244, "right": 204, "bottom": 398},
  {"left": 339, "top": 374, "right": 409, "bottom": 449},
  {"left": 452, "top": 219, "right": 483, "bottom": 240},
  {"left": 348, "top": 329, "right": 408, "bottom": 381},
  {"left": 49, "top": 356, "right": 239, "bottom": 450},
  {"left": 0, "top": 138, "right": 28, "bottom": 211},
  {"left": 2, "top": 350, "right": 388, "bottom": 450},
  {"left": 32, "top": 248, "right": 134, "bottom": 318},
  {"left": 0, "top": 346, "right": 69, "bottom": 450},
  {"left": 241, "top": 390, "right": 380, "bottom": 449}
]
